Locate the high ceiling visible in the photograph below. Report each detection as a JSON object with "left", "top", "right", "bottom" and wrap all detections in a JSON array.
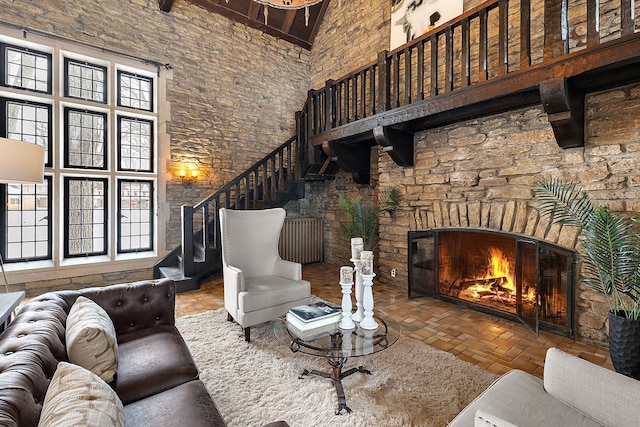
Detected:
[{"left": 159, "top": 0, "right": 331, "bottom": 50}]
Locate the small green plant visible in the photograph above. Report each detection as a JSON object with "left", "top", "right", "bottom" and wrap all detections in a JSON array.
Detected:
[
  {"left": 533, "top": 177, "right": 640, "bottom": 319},
  {"left": 339, "top": 187, "right": 401, "bottom": 251}
]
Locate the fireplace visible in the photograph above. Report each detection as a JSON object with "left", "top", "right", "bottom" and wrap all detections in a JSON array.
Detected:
[{"left": 408, "top": 229, "right": 576, "bottom": 337}]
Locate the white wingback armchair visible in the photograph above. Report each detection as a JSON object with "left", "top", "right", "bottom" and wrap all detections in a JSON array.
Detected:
[{"left": 219, "top": 208, "right": 311, "bottom": 341}]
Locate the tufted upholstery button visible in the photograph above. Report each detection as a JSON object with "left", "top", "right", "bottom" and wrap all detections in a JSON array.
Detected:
[
  {"left": 155, "top": 316, "right": 160, "bottom": 321},
  {"left": 129, "top": 322, "right": 134, "bottom": 327},
  {"left": 143, "top": 297, "right": 148, "bottom": 302},
  {"left": 117, "top": 301, "right": 123, "bottom": 306}
]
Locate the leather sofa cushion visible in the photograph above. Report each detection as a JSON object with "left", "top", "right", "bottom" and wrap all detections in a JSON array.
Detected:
[
  {"left": 111, "top": 325, "right": 199, "bottom": 404},
  {"left": 38, "top": 362, "right": 124, "bottom": 427},
  {"left": 124, "top": 380, "right": 226, "bottom": 427},
  {"left": 0, "top": 296, "right": 69, "bottom": 427}
]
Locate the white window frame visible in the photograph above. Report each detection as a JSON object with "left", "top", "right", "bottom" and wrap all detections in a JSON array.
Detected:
[{"left": 0, "top": 24, "right": 170, "bottom": 283}]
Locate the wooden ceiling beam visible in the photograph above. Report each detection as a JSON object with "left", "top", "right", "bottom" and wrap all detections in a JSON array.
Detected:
[
  {"left": 282, "top": 10, "right": 296, "bottom": 33},
  {"left": 184, "top": 0, "right": 328, "bottom": 50},
  {"left": 248, "top": 1, "right": 261, "bottom": 20}
]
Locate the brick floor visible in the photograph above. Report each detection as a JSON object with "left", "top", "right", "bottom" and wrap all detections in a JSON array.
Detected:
[{"left": 176, "top": 263, "right": 613, "bottom": 379}]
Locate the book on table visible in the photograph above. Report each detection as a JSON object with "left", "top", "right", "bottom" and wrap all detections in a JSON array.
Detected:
[
  {"left": 286, "top": 301, "right": 341, "bottom": 331},
  {"left": 286, "top": 321, "right": 340, "bottom": 342}
]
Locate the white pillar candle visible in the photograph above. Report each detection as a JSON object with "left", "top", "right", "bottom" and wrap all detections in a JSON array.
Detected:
[
  {"left": 340, "top": 266, "right": 354, "bottom": 284},
  {"left": 351, "top": 237, "right": 364, "bottom": 260},
  {"left": 361, "top": 250, "right": 374, "bottom": 275}
]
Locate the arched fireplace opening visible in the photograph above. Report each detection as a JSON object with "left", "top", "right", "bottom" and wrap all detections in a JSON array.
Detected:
[{"left": 408, "top": 229, "right": 576, "bottom": 337}]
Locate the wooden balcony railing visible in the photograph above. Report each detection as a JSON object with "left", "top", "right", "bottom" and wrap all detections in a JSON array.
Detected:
[{"left": 305, "top": 0, "right": 640, "bottom": 160}]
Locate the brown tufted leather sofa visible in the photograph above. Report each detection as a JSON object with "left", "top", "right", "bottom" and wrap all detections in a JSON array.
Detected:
[{"left": 0, "top": 278, "right": 227, "bottom": 426}]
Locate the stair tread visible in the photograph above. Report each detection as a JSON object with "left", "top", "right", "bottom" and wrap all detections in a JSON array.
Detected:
[{"left": 158, "top": 266, "right": 188, "bottom": 280}]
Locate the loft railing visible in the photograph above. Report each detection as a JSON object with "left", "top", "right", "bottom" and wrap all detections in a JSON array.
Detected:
[
  {"left": 168, "top": 0, "right": 640, "bottom": 282},
  {"left": 306, "top": 0, "right": 638, "bottom": 137}
]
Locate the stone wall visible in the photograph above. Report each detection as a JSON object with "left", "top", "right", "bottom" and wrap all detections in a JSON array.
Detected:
[
  {"left": 301, "top": 0, "right": 640, "bottom": 345},
  {"left": 0, "top": 0, "right": 310, "bottom": 294},
  {"left": 310, "top": 0, "right": 389, "bottom": 90},
  {"left": 309, "top": 91, "right": 639, "bottom": 345}
]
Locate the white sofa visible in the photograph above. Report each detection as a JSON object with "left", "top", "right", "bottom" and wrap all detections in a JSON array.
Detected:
[{"left": 448, "top": 347, "right": 640, "bottom": 427}]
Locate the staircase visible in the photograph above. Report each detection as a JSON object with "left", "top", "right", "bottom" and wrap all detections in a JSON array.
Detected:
[
  {"left": 153, "top": 122, "right": 315, "bottom": 291},
  {"left": 155, "top": 0, "right": 640, "bottom": 291}
]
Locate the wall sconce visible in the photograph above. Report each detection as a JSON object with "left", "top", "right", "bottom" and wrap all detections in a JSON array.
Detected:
[{"left": 179, "top": 168, "right": 198, "bottom": 188}]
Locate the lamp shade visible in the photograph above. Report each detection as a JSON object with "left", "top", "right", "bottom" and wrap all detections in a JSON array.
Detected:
[{"left": 0, "top": 138, "right": 45, "bottom": 184}]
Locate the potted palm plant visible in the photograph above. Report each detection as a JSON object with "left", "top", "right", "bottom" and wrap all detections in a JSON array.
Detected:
[
  {"left": 533, "top": 177, "right": 640, "bottom": 379},
  {"left": 339, "top": 187, "right": 401, "bottom": 250}
]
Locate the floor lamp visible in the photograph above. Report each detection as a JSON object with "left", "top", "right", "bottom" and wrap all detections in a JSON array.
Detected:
[{"left": 0, "top": 138, "right": 46, "bottom": 293}]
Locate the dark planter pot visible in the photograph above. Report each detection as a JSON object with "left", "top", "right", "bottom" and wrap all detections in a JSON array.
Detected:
[{"left": 609, "top": 311, "right": 640, "bottom": 380}]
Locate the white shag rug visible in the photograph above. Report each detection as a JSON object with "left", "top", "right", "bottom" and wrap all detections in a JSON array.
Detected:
[{"left": 176, "top": 309, "right": 497, "bottom": 427}]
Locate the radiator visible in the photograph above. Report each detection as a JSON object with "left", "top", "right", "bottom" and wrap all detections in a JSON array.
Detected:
[{"left": 279, "top": 218, "right": 323, "bottom": 264}]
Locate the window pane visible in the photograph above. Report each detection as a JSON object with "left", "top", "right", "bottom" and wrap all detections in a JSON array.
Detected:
[
  {"left": 65, "top": 59, "right": 106, "bottom": 103},
  {"left": 3, "top": 45, "right": 51, "bottom": 93},
  {"left": 3, "top": 179, "right": 51, "bottom": 261},
  {"left": 4, "top": 99, "right": 51, "bottom": 164},
  {"left": 118, "top": 71, "right": 153, "bottom": 111},
  {"left": 65, "top": 178, "right": 107, "bottom": 256},
  {"left": 65, "top": 109, "right": 107, "bottom": 169},
  {"left": 119, "top": 117, "right": 153, "bottom": 172},
  {"left": 118, "top": 180, "right": 153, "bottom": 252}
]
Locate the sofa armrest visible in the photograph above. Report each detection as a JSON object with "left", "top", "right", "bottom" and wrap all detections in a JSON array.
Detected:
[
  {"left": 544, "top": 347, "right": 640, "bottom": 427},
  {"left": 56, "top": 279, "right": 176, "bottom": 336}
]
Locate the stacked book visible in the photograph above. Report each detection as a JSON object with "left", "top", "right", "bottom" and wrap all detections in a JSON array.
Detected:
[{"left": 286, "top": 301, "right": 340, "bottom": 340}]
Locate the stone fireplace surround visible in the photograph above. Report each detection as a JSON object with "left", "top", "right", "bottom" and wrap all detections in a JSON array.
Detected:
[
  {"left": 410, "top": 199, "right": 578, "bottom": 336},
  {"left": 306, "top": 85, "right": 640, "bottom": 347}
]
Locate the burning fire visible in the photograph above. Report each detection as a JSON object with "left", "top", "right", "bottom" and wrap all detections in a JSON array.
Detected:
[
  {"left": 467, "top": 247, "right": 535, "bottom": 302},
  {"left": 484, "top": 247, "right": 514, "bottom": 290}
]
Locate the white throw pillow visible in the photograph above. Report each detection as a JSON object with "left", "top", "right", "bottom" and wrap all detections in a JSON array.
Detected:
[
  {"left": 38, "top": 361, "right": 125, "bottom": 427},
  {"left": 66, "top": 296, "right": 118, "bottom": 383}
]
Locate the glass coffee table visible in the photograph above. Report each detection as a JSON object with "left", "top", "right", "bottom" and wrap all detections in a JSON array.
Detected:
[{"left": 274, "top": 314, "right": 400, "bottom": 415}]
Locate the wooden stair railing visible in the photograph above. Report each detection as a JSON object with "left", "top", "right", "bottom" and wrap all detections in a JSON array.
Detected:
[
  {"left": 153, "top": 114, "right": 309, "bottom": 289},
  {"left": 156, "top": 0, "right": 640, "bottom": 289}
]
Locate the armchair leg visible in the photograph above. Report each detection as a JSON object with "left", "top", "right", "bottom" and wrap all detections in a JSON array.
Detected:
[
  {"left": 244, "top": 327, "right": 251, "bottom": 342},
  {"left": 227, "top": 312, "right": 233, "bottom": 322}
]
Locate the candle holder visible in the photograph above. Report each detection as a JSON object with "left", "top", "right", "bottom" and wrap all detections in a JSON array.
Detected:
[
  {"left": 350, "top": 258, "right": 364, "bottom": 323},
  {"left": 359, "top": 273, "right": 378, "bottom": 330},
  {"left": 339, "top": 266, "right": 355, "bottom": 329}
]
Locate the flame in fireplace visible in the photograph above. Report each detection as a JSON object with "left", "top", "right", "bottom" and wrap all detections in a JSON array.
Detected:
[
  {"left": 466, "top": 247, "right": 516, "bottom": 301},
  {"left": 484, "top": 247, "right": 514, "bottom": 290},
  {"left": 466, "top": 247, "right": 535, "bottom": 302}
]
